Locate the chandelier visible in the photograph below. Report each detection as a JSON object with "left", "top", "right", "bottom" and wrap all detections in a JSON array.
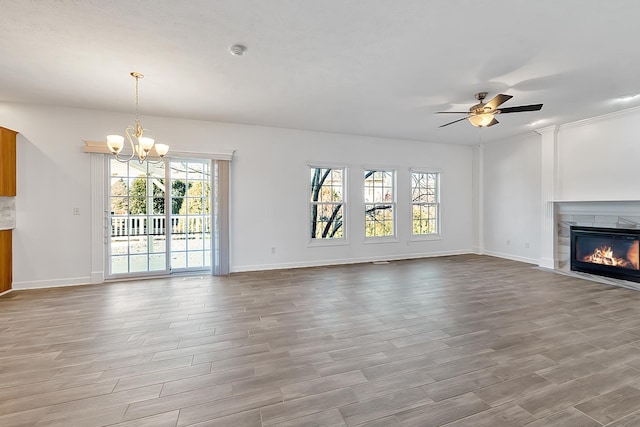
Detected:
[{"left": 106, "top": 72, "right": 169, "bottom": 163}]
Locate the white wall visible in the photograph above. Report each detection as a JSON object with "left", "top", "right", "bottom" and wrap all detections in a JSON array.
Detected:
[
  {"left": 482, "top": 133, "right": 542, "bottom": 264},
  {"left": 557, "top": 109, "right": 640, "bottom": 201},
  {"left": 0, "top": 102, "right": 474, "bottom": 288}
]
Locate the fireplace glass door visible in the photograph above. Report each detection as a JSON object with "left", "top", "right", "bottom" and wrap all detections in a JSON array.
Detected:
[{"left": 571, "top": 226, "right": 640, "bottom": 282}]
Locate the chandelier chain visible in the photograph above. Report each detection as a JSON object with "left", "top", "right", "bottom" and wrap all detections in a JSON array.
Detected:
[
  {"left": 132, "top": 72, "right": 143, "bottom": 138},
  {"left": 135, "top": 74, "right": 139, "bottom": 125}
]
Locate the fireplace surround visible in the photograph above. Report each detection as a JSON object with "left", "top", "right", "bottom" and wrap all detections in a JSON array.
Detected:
[{"left": 570, "top": 226, "right": 640, "bottom": 283}]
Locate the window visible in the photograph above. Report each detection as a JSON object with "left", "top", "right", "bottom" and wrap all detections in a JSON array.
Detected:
[
  {"left": 411, "top": 171, "right": 439, "bottom": 236},
  {"left": 364, "top": 170, "right": 395, "bottom": 237},
  {"left": 310, "top": 167, "right": 345, "bottom": 240}
]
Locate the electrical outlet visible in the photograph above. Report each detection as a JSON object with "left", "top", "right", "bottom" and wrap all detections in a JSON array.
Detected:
[
  {"left": 73, "top": 207, "right": 80, "bottom": 215},
  {"left": 525, "top": 242, "right": 530, "bottom": 248},
  {"left": 271, "top": 247, "right": 276, "bottom": 254},
  {"left": 506, "top": 240, "right": 511, "bottom": 246}
]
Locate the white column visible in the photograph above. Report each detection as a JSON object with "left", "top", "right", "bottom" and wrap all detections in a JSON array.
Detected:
[
  {"left": 90, "top": 153, "right": 105, "bottom": 283},
  {"left": 538, "top": 125, "right": 558, "bottom": 269},
  {"left": 472, "top": 144, "right": 484, "bottom": 254}
]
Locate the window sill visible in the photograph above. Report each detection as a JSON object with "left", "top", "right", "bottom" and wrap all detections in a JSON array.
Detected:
[
  {"left": 363, "top": 237, "right": 399, "bottom": 244},
  {"left": 410, "top": 235, "right": 443, "bottom": 242},
  {"left": 307, "top": 239, "right": 350, "bottom": 248}
]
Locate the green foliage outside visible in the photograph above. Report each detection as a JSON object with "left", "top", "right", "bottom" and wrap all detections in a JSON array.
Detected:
[
  {"left": 179, "top": 181, "right": 210, "bottom": 215},
  {"left": 129, "top": 176, "right": 147, "bottom": 214},
  {"left": 110, "top": 178, "right": 128, "bottom": 214},
  {"left": 110, "top": 176, "right": 192, "bottom": 215},
  {"left": 412, "top": 205, "right": 437, "bottom": 234},
  {"left": 365, "top": 204, "right": 393, "bottom": 237}
]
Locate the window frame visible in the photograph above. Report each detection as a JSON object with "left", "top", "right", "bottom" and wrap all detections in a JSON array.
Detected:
[
  {"left": 363, "top": 168, "right": 397, "bottom": 242},
  {"left": 308, "top": 165, "right": 348, "bottom": 246},
  {"left": 410, "top": 169, "right": 442, "bottom": 241}
]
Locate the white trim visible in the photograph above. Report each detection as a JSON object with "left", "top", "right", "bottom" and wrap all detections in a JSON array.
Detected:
[
  {"left": 474, "top": 144, "right": 484, "bottom": 254},
  {"left": 231, "top": 250, "right": 472, "bottom": 273},
  {"left": 557, "top": 104, "right": 640, "bottom": 130},
  {"left": 307, "top": 161, "right": 349, "bottom": 169},
  {"left": 363, "top": 237, "right": 399, "bottom": 244},
  {"left": 84, "top": 141, "right": 235, "bottom": 161},
  {"left": 13, "top": 276, "right": 92, "bottom": 290},
  {"left": 307, "top": 238, "right": 350, "bottom": 248},
  {"left": 90, "top": 153, "right": 105, "bottom": 284},
  {"left": 539, "top": 126, "right": 558, "bottom": 271},
  {"left": 409, "top": 167, "right": 444, "bottom": 174},
  {"left": 483, "top": 250, "right": 539, "bottom": 265},
  {"left": 555, "top": 201, "right": 640, "bottom": 216},
  {"left": 409, "top": 235, "right": 443, "bottom": 242},
  {"left": 165, "top": 150, "right": 234, "bottom": 161},
  {"left": 539, "top": 257, "right": 556, "bottom": 269}
]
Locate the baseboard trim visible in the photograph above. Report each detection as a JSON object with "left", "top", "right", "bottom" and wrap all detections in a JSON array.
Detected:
[
  {"left": 483, "top": 250, "right": 539, "bottom": 266},
  {"left": 0, "top": 288, "right": 12, "bottom": 297},
  {"left": 12, "top": 276, "right": 92, "bottom": 290},
  {"left": 230, "top": 250, "right": 473, "bottom": 273},
  {"left": 10, "top": 252, "right": 484, "bottom": 288},
  {"left": 538, "top": 257, "right": 556, "bottom": 269}
]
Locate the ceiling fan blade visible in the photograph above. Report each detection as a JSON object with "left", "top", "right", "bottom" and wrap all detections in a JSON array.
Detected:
[
  {"left": 435, "top": 111, "right": 470, "bottom": 114},
  {"left": 439, "top": 116, "right": 470, "bottom": 128},
  {"left": 497, "top": 104, "right": 543, "bottom": 114},
  {"left": 486, "top": 117, "right": 499, "bottom": 127},
  {"left": 485, "top": 94, "right": 513, "bottom": 110}
]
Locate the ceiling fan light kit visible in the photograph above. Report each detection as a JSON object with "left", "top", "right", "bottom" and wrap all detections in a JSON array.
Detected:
[
  {"left": 437, "top": 92, "right": 543, "bottom": 128},
  {"left": 468, "top": 113, "right": 495, "bottom": 127}
]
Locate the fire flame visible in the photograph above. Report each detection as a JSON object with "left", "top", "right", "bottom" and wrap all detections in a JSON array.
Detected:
[{"left": 583, "top": 246, "right": 631, "bottom": 268}]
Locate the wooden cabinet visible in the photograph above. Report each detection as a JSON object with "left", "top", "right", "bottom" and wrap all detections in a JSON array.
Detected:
[
  {"left": 0, "top": 126, "right": 16, "bottom": 292},
  {"left": 0, "top": 230, "right": 10, "bottom": 293},
  {"left": 0, "top": 127, "right": 17, "bottom": 196}
]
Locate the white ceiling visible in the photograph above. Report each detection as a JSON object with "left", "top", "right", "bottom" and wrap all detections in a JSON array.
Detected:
[{"left": 1, "top": 0, "right": 640, "bottom": 145}]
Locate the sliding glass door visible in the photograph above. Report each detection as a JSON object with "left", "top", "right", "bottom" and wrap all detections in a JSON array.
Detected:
[
  {"left": 107, "top": 158, "right": 211, "bottom": 278},
  {"left": 169, "top": 160, "right": 211, "bottom": 272}
]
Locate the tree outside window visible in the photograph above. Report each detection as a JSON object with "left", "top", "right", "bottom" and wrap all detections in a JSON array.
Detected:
[
  {"left": 412, "top": 171, "right": 439, "bottom": 235},
  {"left": 364, "top": 170, "right": 395, "bottom": 237},
  {"left": 310, "top": 167, "right": 345, "bottom": 240}
]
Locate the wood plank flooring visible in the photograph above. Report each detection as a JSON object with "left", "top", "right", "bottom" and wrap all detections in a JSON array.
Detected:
[{"left": 3, "top": 254, "right": 640, "bottom": 426}]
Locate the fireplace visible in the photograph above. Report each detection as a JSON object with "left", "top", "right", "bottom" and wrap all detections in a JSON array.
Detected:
[{"left": 571, "top": 226, "right": 640, "bottom": 283}]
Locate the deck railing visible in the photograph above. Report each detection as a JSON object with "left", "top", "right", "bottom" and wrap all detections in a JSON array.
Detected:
[{"left": 111, "top": 216, "right": 208, "bottom": 236}]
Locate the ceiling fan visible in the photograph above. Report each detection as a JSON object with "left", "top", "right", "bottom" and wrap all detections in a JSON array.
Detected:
[{"left": 437, "top": 92, "right": 543, "bottom": 128}]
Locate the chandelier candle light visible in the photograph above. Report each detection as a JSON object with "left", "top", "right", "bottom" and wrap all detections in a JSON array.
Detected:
[{"left": 107, "top": 72, "right": 169, "bottom": 163}]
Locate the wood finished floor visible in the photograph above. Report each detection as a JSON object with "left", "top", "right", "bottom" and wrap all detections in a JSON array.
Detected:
[{"left": 3, "top": 255, "right": 640, "bottom": 426}]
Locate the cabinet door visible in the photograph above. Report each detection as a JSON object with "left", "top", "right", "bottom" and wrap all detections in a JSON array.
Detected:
[
  {"left": 0, "top": 127, "right": 17, "bottom": 196},
  {"left": 0, "top": 230, "right": 11, "bottom": 293}
]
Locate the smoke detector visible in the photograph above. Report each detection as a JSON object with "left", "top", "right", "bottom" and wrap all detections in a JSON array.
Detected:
[{"left": 229, "top": 44, "right": 247, "bottom": 56}]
